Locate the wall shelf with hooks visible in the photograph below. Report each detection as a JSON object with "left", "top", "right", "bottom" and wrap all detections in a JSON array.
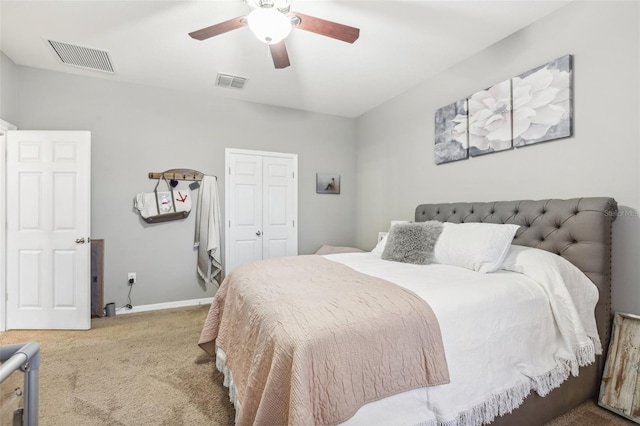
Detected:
[{"left": 148, "top": 168, "right": 207, "bottom": 181}]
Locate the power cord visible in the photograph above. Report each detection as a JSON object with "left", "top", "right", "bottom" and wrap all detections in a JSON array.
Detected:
[{"left": 125, "top": 278, "right": 133, "bottom": 309}]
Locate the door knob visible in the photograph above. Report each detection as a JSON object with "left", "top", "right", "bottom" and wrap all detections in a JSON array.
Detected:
[
  {"left": 256, "top": 231, "right": 262, "bottom": 236},
  {"left": 75, "top": 237, "right": 86, "bottom": 244}
]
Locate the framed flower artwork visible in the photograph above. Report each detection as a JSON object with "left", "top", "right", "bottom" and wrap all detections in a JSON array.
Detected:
[
  {"left": 468, "top": 79, "right": 513, "bottom": 157},
  {"left": 433, "top": 54, "right": 574, "bottom": 164},
  {"left": 512, "top": 54, "right": 573, "bottom": 147},
  {"left": 434, "top": 99, "right": 468, "bottom": 164}
]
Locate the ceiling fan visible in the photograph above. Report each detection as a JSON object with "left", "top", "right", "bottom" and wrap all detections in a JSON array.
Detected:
[{"left": 189, "top": 0, "right": 360, "bottom": 69}]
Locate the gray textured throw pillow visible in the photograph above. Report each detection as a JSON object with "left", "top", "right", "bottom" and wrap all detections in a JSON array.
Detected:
[{"left": 381, "top": 221, "right": 443, "bottom": 265}]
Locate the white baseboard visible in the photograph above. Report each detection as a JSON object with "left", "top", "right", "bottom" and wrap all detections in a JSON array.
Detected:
[{"left": 115, "top": 297, "right": 213, "bottom": 315}]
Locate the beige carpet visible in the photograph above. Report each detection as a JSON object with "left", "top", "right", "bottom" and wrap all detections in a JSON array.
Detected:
[
  {"left": 546, "top": 400, "right": 634, "bottom": 426},
  {"left": 0, "top": 306, "right": 634, "bottom": 426},
  {"left": 1, "top": 305, "right": 234, "bottom": 426}
]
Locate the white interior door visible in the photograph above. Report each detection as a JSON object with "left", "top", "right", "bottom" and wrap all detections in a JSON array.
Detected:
[
  {"left": 6, "top": 131, "right": 91, "bottom": 330},
  {"left": 227, "top": 152, "right": 263, "bottom": 274},
  {"left": 225, "top": 149, "right": 297, "bottom": 275},
  {"left": 262, "top": 156, "right": 297, "bottom": 259}
]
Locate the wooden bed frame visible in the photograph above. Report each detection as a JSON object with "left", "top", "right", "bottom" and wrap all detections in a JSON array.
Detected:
[{"left": 414, "top": 197, "right": 618, "bottom": 425}]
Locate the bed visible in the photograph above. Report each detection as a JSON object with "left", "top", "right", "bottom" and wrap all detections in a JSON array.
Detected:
[{"left": 200, "top": 197, "right": 617, "bottom": 425}]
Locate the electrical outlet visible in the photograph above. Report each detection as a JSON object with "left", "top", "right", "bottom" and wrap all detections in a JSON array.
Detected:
[{"left": 128, "top": 272, "right": 136, "bottom": 284}]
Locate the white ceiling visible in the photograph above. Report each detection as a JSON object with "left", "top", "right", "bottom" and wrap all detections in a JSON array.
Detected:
[{"left": 0, "top": 0, "right": 570, "bottom": 118}]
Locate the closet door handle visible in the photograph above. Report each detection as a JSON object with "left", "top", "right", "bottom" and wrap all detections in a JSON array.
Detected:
[
  {"left": 75, "top": 237, "right": 86, "bottom": 244},
  {"left": 256, "top": 231, "right": 262, "bottom": 236}
]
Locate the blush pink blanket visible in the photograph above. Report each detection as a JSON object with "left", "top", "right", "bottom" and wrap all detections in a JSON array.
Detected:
[{"left": 199, "top": 255, "right": 449, "bottom": 425}]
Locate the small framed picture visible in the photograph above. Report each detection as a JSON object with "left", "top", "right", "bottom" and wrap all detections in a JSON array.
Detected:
[{"left": 316, "top": 173, "right": 340, "bottom": 194}]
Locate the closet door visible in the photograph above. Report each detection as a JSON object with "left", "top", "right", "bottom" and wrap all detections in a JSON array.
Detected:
[
  {"left": 262, "top": 156, "right": 297, "bottom": 259},
  {"left": 225, "top": 149, "right": 297, "bottom": 275},
  {"left": 227, "top": 153, "right": 264, "bottom": 274}
]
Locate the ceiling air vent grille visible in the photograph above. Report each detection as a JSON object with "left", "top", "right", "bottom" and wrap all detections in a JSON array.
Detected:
[
  {"left": 47, "top": 40, "right": 115, "bottom": 73},
  {"left": 216, "top": 73, "right": 248, "bottom": 90}
]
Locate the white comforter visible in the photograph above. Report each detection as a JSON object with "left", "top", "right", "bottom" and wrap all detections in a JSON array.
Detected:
[{"left": 324, "top": 245, "right": 601, "bottom": 426}]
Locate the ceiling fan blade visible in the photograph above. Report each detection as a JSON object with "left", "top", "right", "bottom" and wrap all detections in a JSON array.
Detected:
[
  {"left": 189, "top": 16, "right": 246, "bottom": 41},
  {"left": 269, "top": 41, "right": 291, "bottom": 69},
  {"left": 292, "top": 12, "right": 360, "bottom": 43}
]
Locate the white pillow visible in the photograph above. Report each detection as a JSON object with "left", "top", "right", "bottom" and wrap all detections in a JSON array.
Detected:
[
  {"left": 434, "top": 222, "right": 520, "bottom": 273},
  {"left": 390, "top": 220, "right": 410, "bottom": 228},
  {"left": 371, "top": 234, "right": 388, "bottom": 256}
]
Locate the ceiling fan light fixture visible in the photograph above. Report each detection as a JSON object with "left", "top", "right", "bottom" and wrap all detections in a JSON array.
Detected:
[{"left": 247, "top": 7, "right": 292, "bottom": 44}]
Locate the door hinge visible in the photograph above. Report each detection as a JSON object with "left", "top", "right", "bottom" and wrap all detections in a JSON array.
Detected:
[
  {"left": 293, "top": 220, "right": 295, "bottom": 227},
  {"left": 292, "top": 171, "right": 295, "bottom": 179},
  {"left": 229, "top": 167, "right": 231, "bottom": 175},
  {"left": 229, "top": 220, "right": 231, "bottom": 227}
]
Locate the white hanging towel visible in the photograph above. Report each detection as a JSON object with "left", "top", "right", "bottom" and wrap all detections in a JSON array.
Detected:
[{"left": 194, "top": 176, "right": 223, "bottom": 286}]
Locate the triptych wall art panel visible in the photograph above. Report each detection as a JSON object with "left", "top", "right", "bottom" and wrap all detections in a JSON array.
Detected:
[
  {"left": 434, "top": 54, "right": 573, "bottom": 165},
  {"left": 468, "top": 79, "right": 513, "bottom": 157},
  {"left": 434, "top": 99, "right": 468, "bottom": 164}
]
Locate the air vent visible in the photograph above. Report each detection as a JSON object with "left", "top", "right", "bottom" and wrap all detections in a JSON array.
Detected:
[
  {"left": 47, "top": 40, "right": 115, "bottom": 73},
  {"left": 216, "top": 73, "right": 248, "bottom": 90}
]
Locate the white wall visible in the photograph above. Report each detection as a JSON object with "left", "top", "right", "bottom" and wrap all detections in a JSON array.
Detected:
[
  {"left": 14, "top": 66, "right": 357, "bottom": 308},
  {"left": 355, "top": 1, "right": 640, "bottom": 315},
  {"left": 0, "top": 51, "right": 19, "bottom": 125},
  {"left": 0, "top": 51, "right": 19, "bottom": 331}
]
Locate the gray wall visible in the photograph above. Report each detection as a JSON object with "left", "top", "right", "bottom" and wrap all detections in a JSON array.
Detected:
[
  {"left": 0, "top": 51, "right": 19, "bottom": 125},
  {"left": 6, "top": 1, "right": 639, "bottom": 316},
  {"left": 14, "top": 67, "right": 357, "bottom": 308},
  {"left": 355, "top": 1, "right": 640, "bottom": 315}
]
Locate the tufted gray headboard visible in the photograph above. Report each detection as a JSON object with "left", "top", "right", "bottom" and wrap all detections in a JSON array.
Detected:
[{"left": 414, "top": 197, "right": 618, "bottom": 349}]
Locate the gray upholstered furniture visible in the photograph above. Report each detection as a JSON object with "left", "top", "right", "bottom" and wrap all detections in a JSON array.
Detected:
[{"left": 414, "top": 197, "right": 617, "bottom": 425}]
